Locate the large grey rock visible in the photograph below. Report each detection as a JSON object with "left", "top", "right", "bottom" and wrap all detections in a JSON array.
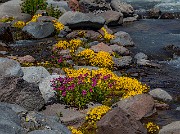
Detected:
[
  {"left": 159, "top": 121, "right": 180, "bottom": 134},
  {"left": 97, "top": 107, "right": 147, "bottom": 134},
  {"left": 110, "top": 0, "right": 134, "bottom": 16},
  {"left": 149, "top": 88, "right": 173, "bottom": 102},
  {"left": 58, "top": 11, "right": 105, "bottom": 29},
  {"left": 98, "top": 10, "right": 123, "bottom": 26},
  {"left": 22, "top": 66, "right": 50, "bottom": 84},
  {"left": 0, "top": 103, "right": 26, "bottom": 134},
  {"left": 114, "top": 94, "right": 156, "bottom": 120},
  {"left": 39, "top": 75, "right": 65, "bottom": 104},
  {"left": 113, "top": 56, "right": 132, "bottom": 68},
  {"left": 0, "top": 58, "right": 23, "bottom": 77},
  {"left": 110, "top": 31, "right": 134, "bottom": 47},
  {"left": 0, "top": 76, "right": 45, "bottom": 111},
  {"left": 0, "top": 0, "right": 31, "bottom": 21},
  {"left": 22, "top": 22, "right": 55, "bottom": 39},
  {"left": 79, "top": 0, "right": 111, "bottom": 13}
]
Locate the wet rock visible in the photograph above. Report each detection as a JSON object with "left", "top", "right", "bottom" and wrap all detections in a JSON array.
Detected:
[
  {"left": 22, "top": 22, "right": 55, "bottom": 39},
  {"left": 98, "top": 10, "right": 123, "bottom": 26},
  {"left": 42, "top": 103, "right": 86, "bottom": 126},
  {"left": 90, "top": 42, "right": 113, "bottom": 54},
  {"left": 123, "top": 16, "right": 137, "bottom": 23},
  {"left": 0, "top": 57, "right": 23, "bottom": 77},
  {"left": 113, "top": 56, "right": 132, "bottom": 68},
  {"left": 39, "top": 75, "right": 66, "bottom": 104},
  {"left": 58, "top": 11, "right": 105, "bottom": 29},
  {"left": 114, "top": 94, "right": 155, "bottom": 120},
  {"left": 110, "top": 0, "right": 134, "bottom": 16},
  {"left": 134, "top": 52, "right": 148, "bottom": 60},
  {"left": 47, "top": 0, "right": 71, "bottom": 12},
  {"left": 8, "top": 55, "right": 35, "bottom": 63},
  {"left": 110, "top": 31, "right": 134, "bottom": 47},
  {"left": 149, "top": 88, "right": 173, "bottom": 102},
  {"left": 0, "top": 103, "right": 26, "bottom": 134},
  {"left": 0, "top": 22, "right": 13, "bottom": 42},
  {"left": 159, "top": 121, "right": 180, "bottom": 134},
  {"left": 136, "top": 59, "right": 161, "bottom": 68},
  {"left": 97, "top": 107, "right": 147, "bottom": 134},
  {"left": 79, "top": 0, "right": 111, "bottom": 13},
  {"left": 0, "top": 76, "right": 45, "bottom": 111},
  {"left": 110, "top": 44, "right": 130, "bottom": 56},
  {"left": 176, "top": 107, "right": 180, "bottom": 111},
  {"left": 148, "top": 8, "right": 161, "bottom": 19},
  {"left": 21, "top": 111, "right": 71, "bottom": 134},
  {"left": 22, "top": 66, "right": 50, "bottom": 84}
]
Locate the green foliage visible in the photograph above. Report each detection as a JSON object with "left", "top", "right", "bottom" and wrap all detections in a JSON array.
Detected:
[
  {"left": 46, "top": 4, "right": 62, "bottom": 19},
  {"left": 21, "top": 0, "right": 47, "bottom": 15}
]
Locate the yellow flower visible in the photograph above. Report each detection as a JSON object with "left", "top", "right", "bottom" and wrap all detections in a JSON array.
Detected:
[
  {"left": 52, "top": 20, "right": 64, "bottom": 31},
  {"left": 13, "top": 21, "right": 26, "bottom": 28},
  {"left": 26, "top": 14, "right": 42, "bottom": 25},
  {"left": 101, "top": 27, "right": 115, "bottom": 42},
  {"left": 146, "top": 122, "right": 160, "bottom": 134}
]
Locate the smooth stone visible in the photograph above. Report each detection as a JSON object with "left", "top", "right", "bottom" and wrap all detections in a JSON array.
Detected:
[{"left": 159, "top": 121, "right": 180, "bottom": 134}]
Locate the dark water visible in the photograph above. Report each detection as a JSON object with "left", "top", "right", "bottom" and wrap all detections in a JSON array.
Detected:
[
  {"left": 111, "top": 19, "right": 180, "bottom": 60},
  {"left": 112, "top": 19, "right": 180, "bottom": 126}
]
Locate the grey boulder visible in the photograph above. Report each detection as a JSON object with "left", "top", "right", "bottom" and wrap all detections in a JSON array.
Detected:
[
  {"left": 159, "top": 121, "right": 180, "bottom": 134},
  {"left": 0, "top": 76, "right": 45, "bottom": 111},
  {"left": 22, "top": 66, "right": 50, "bottom": 84},
  {"left": 23, "top": 22, "right": 55, "bottom": 39},
  {"left": 58, "top": 11, "right": 105, "bottom": 29},
  {"left": 0, "top": 58, "right": 23, "bottom": 77}
]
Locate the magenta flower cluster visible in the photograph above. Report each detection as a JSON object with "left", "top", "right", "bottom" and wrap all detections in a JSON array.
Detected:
[{"left": 51, "top": 73, "right": 115, "bottom": 108}]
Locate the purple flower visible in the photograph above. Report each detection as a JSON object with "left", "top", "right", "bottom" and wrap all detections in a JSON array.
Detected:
[
  {"left": 82, "top": 90, "right": 87, "bottom": 96},
  {"left": 92, "top": 81, "right": 97, "bottom": 87},
  {"left": 58, "top": 57, "right": 63, "bottom": 63},
  {"left": 89, "top": 88, "right": 93, "bottom": 93},
  {"left": 84, "top": 73, "right": 88, "bottom": 77},
  {"left": 62, "top": 91, "right": 66, "bottom": 97},
  {"left": 51, "top": 55, "right": 55, "bottom": 59}
]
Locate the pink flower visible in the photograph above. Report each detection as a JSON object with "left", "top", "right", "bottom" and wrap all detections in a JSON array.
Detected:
[
  {"left": 89, "top": 88, "right": 93, "bottom": 93},
  {"left": 82, "top": 90, "right": 87, "bottom": 96},
  {"left": 62, "top": 91, "right": 66, "bottom": 97}
]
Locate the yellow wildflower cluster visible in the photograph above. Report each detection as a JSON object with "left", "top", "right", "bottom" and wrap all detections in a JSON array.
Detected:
[
  {"left": 21, "top": 61, "right": 51, "bottom": 67},
  {"left": 146, "top": 122, "right": 160, "bottom": 134},
  {"left": 90, "top": 51, "right": 113, "bottom": 69},
  {"left": 77, "top": 49, "right": 114, "bottom": 69},
  {"left": 26, "top": 14, "right": 42, "bottom": 25},
  {"left": 68, "top": 126, "right": 83, "bottom": 134},
  {"left": 101, "top": 27, "right": 115, "bottom": 41},
  {"left": 52, "top": 20, "right": 64, "bottom": 31},
  {"left": 13, "top": 21, "right": 26, "bottom": 28},
  {"left": 86, "top": 105, "right": 111, "bottom": 124},
  {"left": 64, "top": 68, "right": 149, "bottom": 98},
  {"left": 78, "top": 30, "right": 86, "bottom": 37},
  {"left": 77, "top": 49, "right": 95, "bottom": 60},
  {"left": 53, "top": 39, "right": 83, "bottom": 53}
]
